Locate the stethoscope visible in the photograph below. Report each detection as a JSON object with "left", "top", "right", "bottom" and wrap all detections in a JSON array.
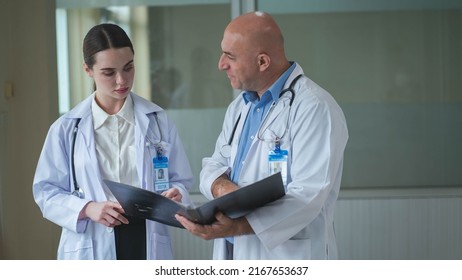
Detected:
[
  {"left": 220, "top": 74, "right": 303, "bottom": 158},
  {"left": 70, "top": 112, "right": 164, "bottom": 198},
  {"left": 71, "top": 118, "right": 84, "bottom": 198},
  {"left": 145, "top": 112, "right": 165, "bottom": 159}
]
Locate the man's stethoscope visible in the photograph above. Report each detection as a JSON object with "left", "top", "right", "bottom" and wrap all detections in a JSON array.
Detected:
[
  {"left": 220, "top": 74, "right": 303, "bottom": 158},
  {"left": 70, "top": 112, "right": 164, "bottom": 198}
]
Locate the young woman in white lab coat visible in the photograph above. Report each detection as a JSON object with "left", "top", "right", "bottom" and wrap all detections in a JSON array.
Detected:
[{"left": 32, "top": 23, "right": 193, "bottom": 260}]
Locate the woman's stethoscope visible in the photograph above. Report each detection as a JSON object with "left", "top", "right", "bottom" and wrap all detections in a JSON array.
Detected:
[
  {"left": 71, "top": 118, "right": 84, "bottom": 198},
  {"left": 70, "top": 112, "right": 164, "bottom": 198},
  {"left": 220, "top": 74, "right": 303, "bottom": 158},
  {"left": 145, "top": 112, "right": 165, "bottom": 159}
]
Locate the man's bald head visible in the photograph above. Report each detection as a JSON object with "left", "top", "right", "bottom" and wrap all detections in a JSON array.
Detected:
[
  {"left": 225, "top": 11, "right": 286, "bottom": 61},
  {"left": 218, "top": 11, "right": 290, "bottom": 95}
]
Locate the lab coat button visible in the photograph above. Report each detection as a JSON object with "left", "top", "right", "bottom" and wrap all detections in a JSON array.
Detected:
[{"left": 106, "top": 227, "right": 114, "bottom": 233}]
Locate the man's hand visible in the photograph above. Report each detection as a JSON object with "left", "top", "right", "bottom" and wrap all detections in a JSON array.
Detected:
[
  {"left": 176, "top": 174, "right": 253, "bottom": 240},
  {"left": 175, "top": 212, "right": 254, "bottom": 240},
  {"left": 212, "top": 174, "right": 238, "bottom": 198},
  {"left": 79, "top": 201, "right": 129, "bottom": 227},
  {"left": 162, "top": 187, "right": 182, "bottom": 203}
]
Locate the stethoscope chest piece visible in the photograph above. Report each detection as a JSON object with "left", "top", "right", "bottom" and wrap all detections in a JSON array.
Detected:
[
  {"left": 220, "top": 144, "right": 232, "bottom": 158},
  {"left": 72, "top": 188, "right": 85, "bottom": 199}
]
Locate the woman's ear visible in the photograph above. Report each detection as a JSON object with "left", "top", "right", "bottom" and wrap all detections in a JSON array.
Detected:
[
  {"left": 257, "top": 53, "right": 270, "bottom": 71},
  {"left": 83, "top": 63, "right": 93, "bottom": 77}
]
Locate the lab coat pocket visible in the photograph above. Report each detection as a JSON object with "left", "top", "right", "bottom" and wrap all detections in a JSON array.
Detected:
[
  {"left": 61, "top": 239, "right": 94, "bottom": 260},
  {"left": 261, "top": 238, "right": 311, "bottom": 260},
  {"left": 150, "top": 232, "right": 173, "bottom": 260}
]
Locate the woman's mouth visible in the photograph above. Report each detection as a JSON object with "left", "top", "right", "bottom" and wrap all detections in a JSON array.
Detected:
[{"left": 114, "top": 87, "right": 129, "bottom": 94}]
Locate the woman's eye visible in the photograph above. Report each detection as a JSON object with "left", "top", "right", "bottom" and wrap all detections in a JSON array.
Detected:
[
  {"left": 102, "top": 71, "right": 114, "bottom": 77},
  {"left": 124, "top": 65, "right": 134, "bottom": 72}
]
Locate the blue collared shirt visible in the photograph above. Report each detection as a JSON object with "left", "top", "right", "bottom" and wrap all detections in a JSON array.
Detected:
[{"left": 230, "top": 62, "right": 296, "bottom": 182}]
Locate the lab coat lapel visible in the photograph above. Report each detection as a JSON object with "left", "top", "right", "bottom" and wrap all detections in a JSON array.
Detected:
[
  {"left": 67, "top": 94, "right": 98, "bottom": 167},
  {"left": 251, "top": 97, "right": 289, "bottom": 150},
  {"left": 253, "top": 69, "right": 301, "bottom": 144},
  {"left": 134, "top": 104, "right": 150, "bottom": 189},
  {"left": 77, "top": 114, "right": 106, "bottom": 199},
  {"left": 259, "top": 99, "right": 288, "bottom": 136},
  {"left": 230, "top": 103, "right": 251, "bottom": 166},
  {"left": 79, "top": 115, "right": 94, "bottom": 153}
]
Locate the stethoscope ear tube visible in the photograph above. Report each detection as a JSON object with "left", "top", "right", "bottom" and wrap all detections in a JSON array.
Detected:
[
  {"left": 71, "top": 118, "right": 83, "bottom": 198},
  {"left": 279, "top": 74, "right": 303, "bottom": 106}
]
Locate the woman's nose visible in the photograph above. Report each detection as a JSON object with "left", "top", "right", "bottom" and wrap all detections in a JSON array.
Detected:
[{"left": 116, "top": 72, "right": 126, "bottom": 85}]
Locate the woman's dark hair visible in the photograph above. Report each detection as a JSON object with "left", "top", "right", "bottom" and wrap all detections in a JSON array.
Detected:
[{"left": 83, "top": 23, "right": 134, "bottom": 69}]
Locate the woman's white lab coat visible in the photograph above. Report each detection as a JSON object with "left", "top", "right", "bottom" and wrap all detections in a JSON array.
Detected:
[
  {"left": 200, "top": 63, "right": 348, "bottom": 259},
  {"left": 33, "top": 92, "right": 193, "bottom": 260}
]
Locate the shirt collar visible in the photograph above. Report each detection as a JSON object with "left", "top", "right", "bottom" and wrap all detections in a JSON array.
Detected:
[
  {"left": 242, "top": 62, "right": 296, "bottom": 105},
  {"left": 92, "top": 93, "right": 135, "bottom": 129}
]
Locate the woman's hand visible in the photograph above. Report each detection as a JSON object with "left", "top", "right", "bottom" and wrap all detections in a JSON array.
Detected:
[
  {"left": 79, "top": 201, "right": 129, "bottom": 227},
  {"left": 161, "top": 188, "right": 182, "bottom": 203}
]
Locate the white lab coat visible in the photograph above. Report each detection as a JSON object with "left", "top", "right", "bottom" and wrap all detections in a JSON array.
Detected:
[
  {"left": 33, "top": 92, "right": 193, "bottom": 260},
  {"left": 200, "top": 63, "right": 348, "bottom": 259}
]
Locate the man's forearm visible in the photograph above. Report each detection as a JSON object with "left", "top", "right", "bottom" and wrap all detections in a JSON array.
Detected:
[{"left": 211, "top": 173, "right": 238, "bottom": 198}]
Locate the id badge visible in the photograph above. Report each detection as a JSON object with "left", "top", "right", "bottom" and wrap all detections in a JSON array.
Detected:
[
  {"left": 153, "top": 155, "right": 169, "bottom": 192},
  {"left": 268, "top": 149, "right": 288, "bottom": 185}
]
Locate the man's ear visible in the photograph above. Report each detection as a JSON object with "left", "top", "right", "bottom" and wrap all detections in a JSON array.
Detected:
[
  {"left": 83, "top": 63, "right": 93, "bottom": 77},
  {"left": 257, "top": 53, "right": 270, "bottom": 71}
]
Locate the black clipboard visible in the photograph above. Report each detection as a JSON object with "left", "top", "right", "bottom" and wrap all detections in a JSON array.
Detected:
[{"left": 104, "top": 172, "right": 285, "bottom": 228}]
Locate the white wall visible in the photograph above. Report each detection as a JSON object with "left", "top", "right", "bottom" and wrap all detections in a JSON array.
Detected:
[
  {"left": 170, "top": 191, "right": 462, "bottom": 260},
  {"left": 335, "top": 190, "right": 462, "bottom": 259},
  {"left": 0, "top": 0, "right": 61, "bottom": 259}
]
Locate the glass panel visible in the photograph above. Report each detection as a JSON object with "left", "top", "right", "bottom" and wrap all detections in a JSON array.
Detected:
[
  {"left": 259, "top": 0, "right": 462, "bottom": 188},
  {"left": 151, "top": 5, "right": 232, "bottom": 193},
  {"left": 148, "top": 5, "right": 232, "bottom": 109},
  {"left": 56, "top": 2, "right": 232, "bottom": 192}
]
